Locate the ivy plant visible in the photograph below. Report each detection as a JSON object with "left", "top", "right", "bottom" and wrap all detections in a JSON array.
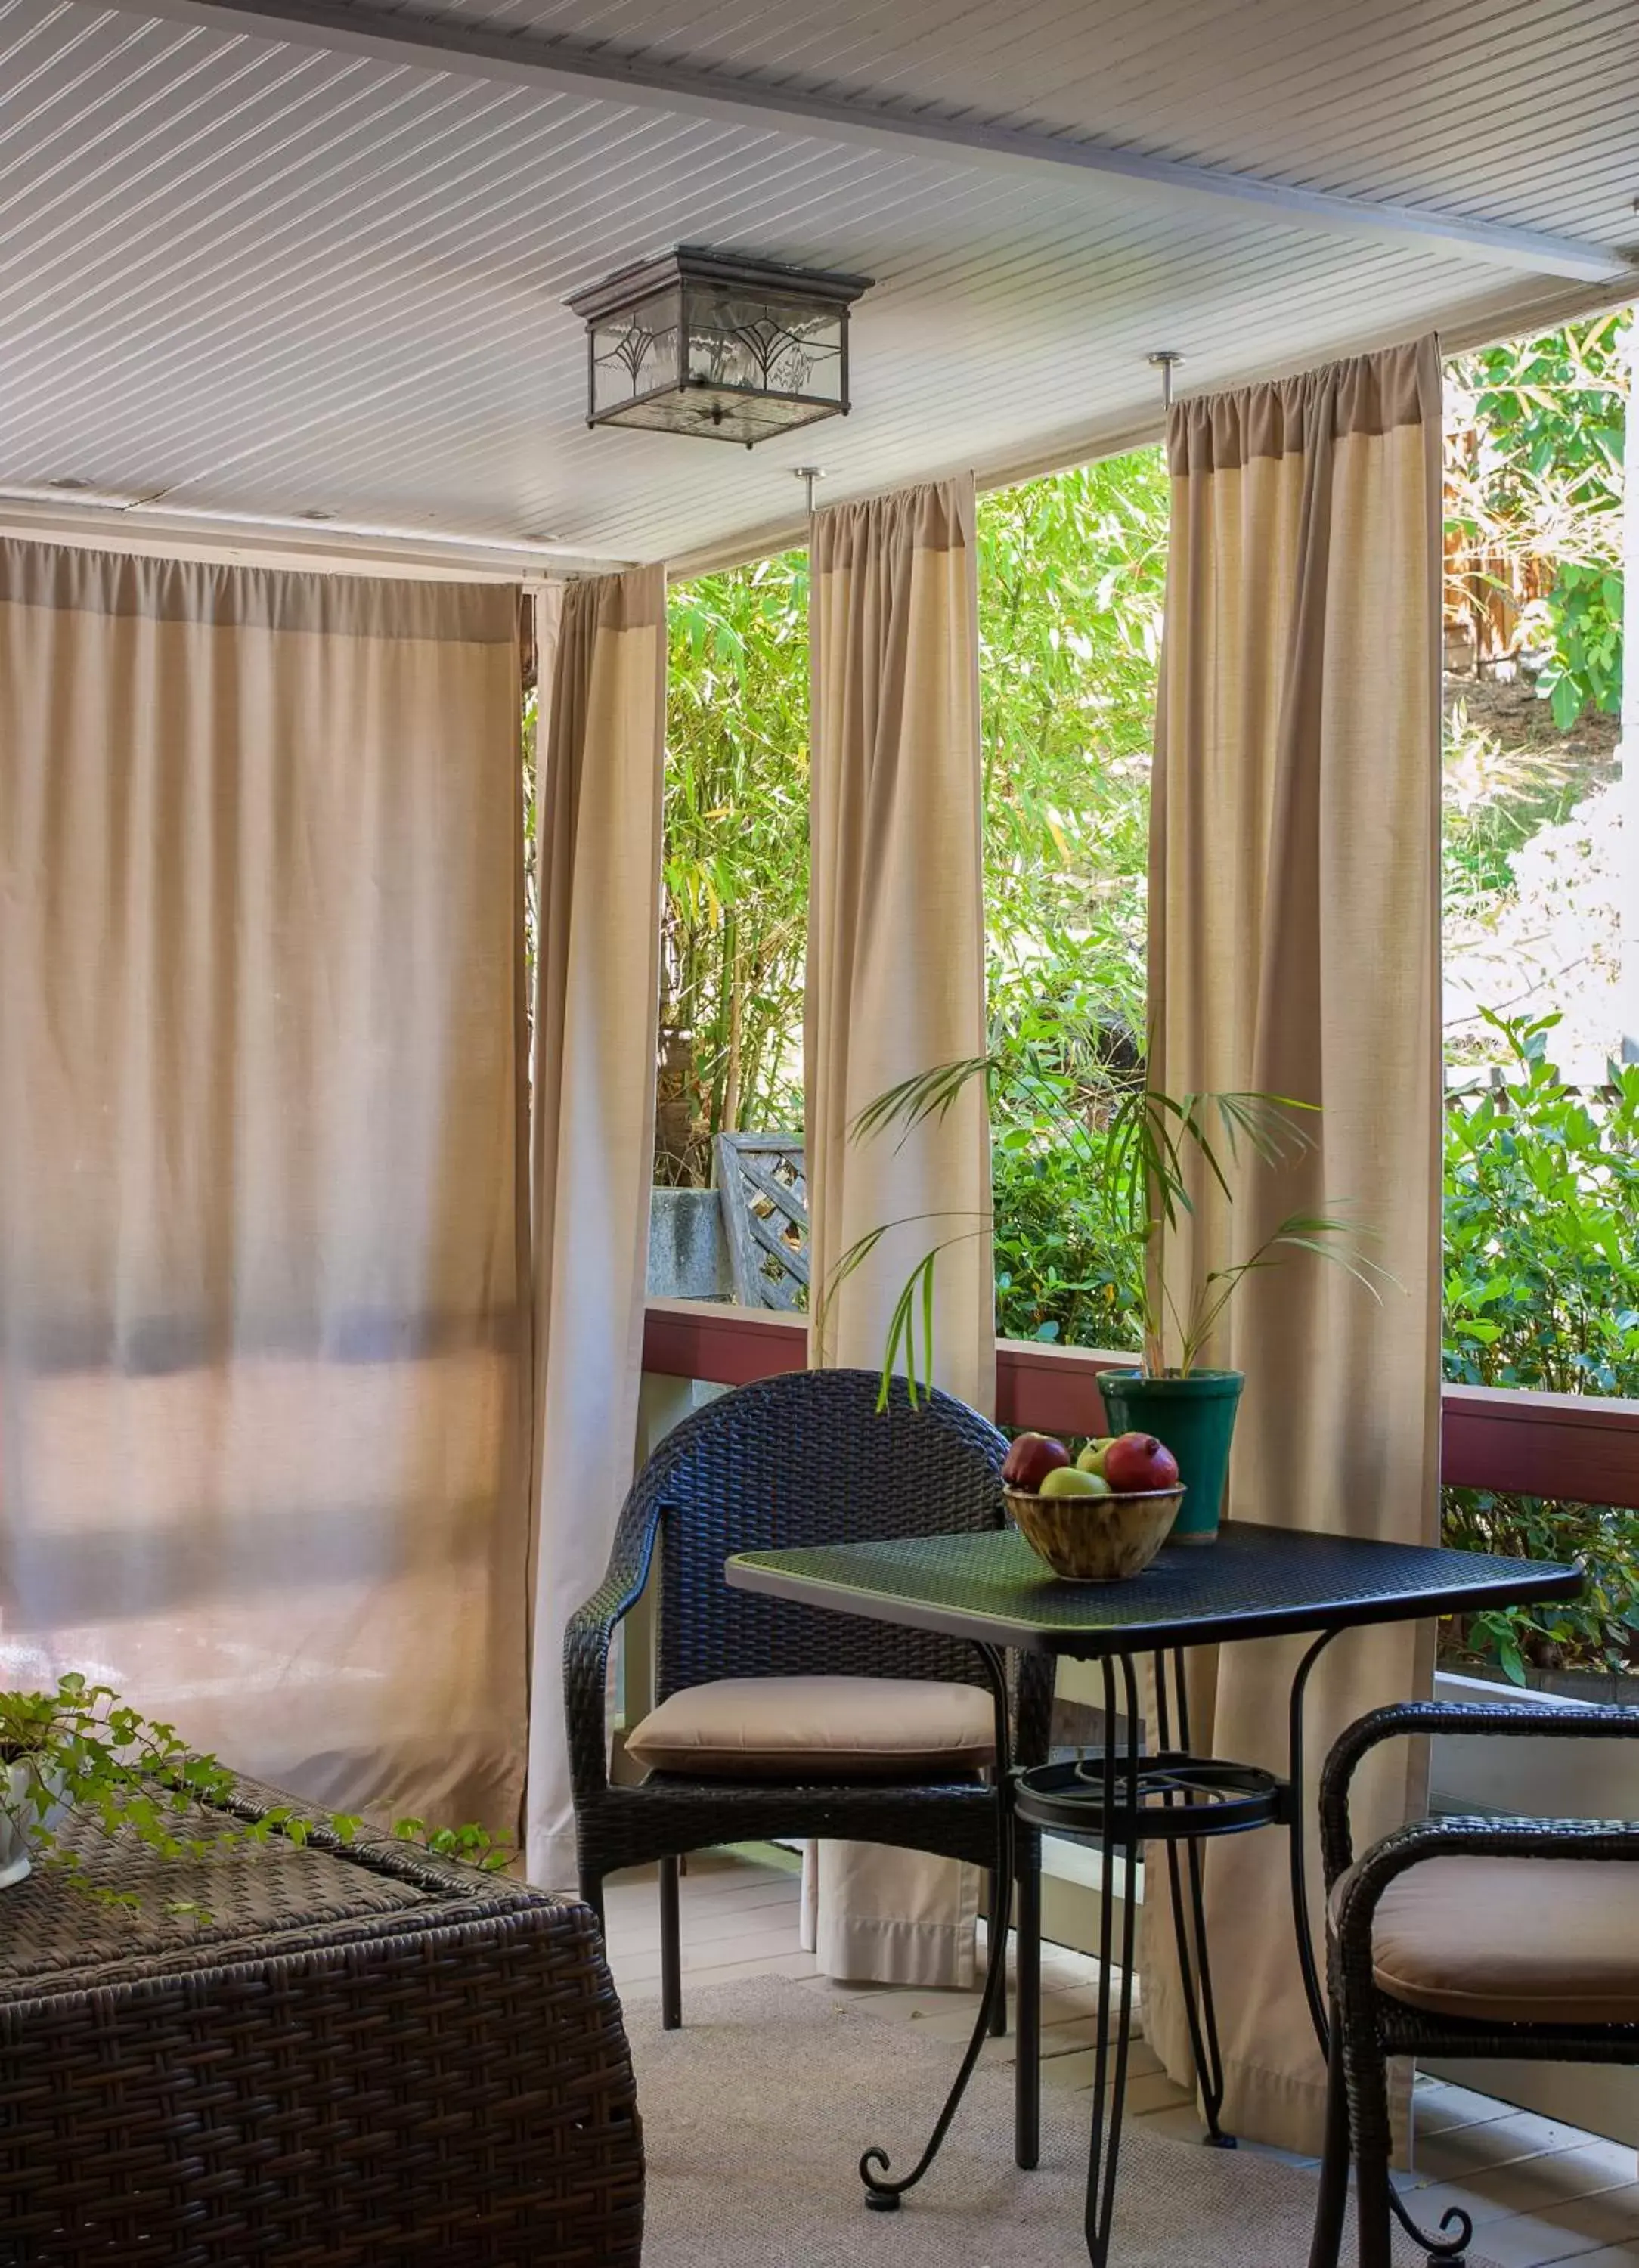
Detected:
[{"left": 0, "top": 1674, "right": 510, "bottom": 1914}]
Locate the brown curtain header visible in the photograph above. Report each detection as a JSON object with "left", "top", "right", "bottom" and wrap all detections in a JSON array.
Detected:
[
  {"left": 1167, "top": 333, "right": 1440, "bottom": 479},
  {"left": 565, "top": 567, "right": 665, "bottom": 636},
  {"left": 0, "top": 538, "right": 519, "bottom": 643},
  {"left": 547, "top": 569, "right": 668, "bottom": 821},
  {"left": 813, "top": 478, "right": 975, "bottom": 575}
]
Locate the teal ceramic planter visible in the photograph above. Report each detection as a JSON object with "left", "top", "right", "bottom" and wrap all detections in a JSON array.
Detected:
[{"left": 1097, "top": 1369, "right": 1244, "bottom": 1545}]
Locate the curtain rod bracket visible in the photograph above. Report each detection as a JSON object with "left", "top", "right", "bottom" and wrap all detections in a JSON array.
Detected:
[{"left": 1147, "top": 350, "right": 1186, "bottom": 412}]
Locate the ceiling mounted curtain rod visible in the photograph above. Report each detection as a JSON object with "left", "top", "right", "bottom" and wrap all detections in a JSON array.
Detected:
[
  {"left": 0, "top": 490, "right": 626, "bottom": 578},
  {"left": 1148, "top": 350, "right": 1186, "bottom": 413}
]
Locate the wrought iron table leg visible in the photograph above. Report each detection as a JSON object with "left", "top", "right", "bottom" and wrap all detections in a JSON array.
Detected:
[
  {"left": 1015, "top": 1817, "right": 1042, "bottom": 2170},
  {"left": 1081, "top": 1654, "right": 1142, "bottom": 2268},
  {"left": 859, "top": 1641, "right": 1014, "bottom": 2211},
  {"left": 988, "top": 1865, "right": 1008, "bottom": 2037},
  {"left": 1154, "top": 1646, "right": 1232, "bottom": 2146},
  {"left": 1288, "top": 1629, "right": 1339, "bottom": 2059},
  {"left": 1012, "top": 1660, "right": 1282, "bottom": 2263},
  {"left": 659, "top": 1854, "right": 683, "bottom": 2031}
]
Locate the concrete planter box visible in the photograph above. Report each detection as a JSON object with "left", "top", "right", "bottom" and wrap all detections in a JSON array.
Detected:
[
  {"left": 1426, "top": 1668, "right": 1639, "bottom": 2146},
  {"left": 647, "top": 1188, "right": 731, "bottom": 1301},
  {"left": 1431, "top": 1667, "right": 1639, "bottom": 1818}
]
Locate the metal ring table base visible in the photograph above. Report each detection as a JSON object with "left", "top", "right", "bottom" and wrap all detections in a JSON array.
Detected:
[
  {"left": 1012, "top": 1753, "right": 1287, "bottom": 1842},
  {"left": 855, "top": 1636, "right": 1471, "bottom": 2268}
]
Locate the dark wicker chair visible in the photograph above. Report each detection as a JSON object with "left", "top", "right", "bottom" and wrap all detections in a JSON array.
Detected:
[
  {"left": 564, "top": 1368, "right": 1054, "bottom": 2028},
  {"left": 1309, "top": 1699, "right": 1639, "bottom": 2268}
]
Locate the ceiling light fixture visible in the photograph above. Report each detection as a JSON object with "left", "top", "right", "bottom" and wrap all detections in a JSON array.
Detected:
[{"left": 567, "top": 246, "right": 872, "bottom": 448}]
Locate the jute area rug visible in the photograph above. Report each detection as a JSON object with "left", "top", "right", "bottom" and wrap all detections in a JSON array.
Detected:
[{"left": 628, "top": 1975, "right": 1498, "bottom": 2268}]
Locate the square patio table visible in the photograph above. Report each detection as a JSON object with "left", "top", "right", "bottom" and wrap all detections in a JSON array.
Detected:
[{"left": 727, "top": 1519, "right": 1582, "bottom": 2268}]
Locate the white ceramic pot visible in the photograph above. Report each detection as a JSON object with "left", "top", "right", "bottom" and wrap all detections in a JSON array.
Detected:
[{"left": 0, "top": 1755, "right": 55, "bottom": 1888}]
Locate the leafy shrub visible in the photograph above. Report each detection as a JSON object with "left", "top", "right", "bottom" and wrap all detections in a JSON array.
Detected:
[
  {"left": 992, "top": 1127, "right": 1142, "bottom": 1350},
  {"left": 661, "top": 553, "right": 812, "bottom": 1179},
  {"left": 979, "top": 453, "right": 1167, "bottom": 1046},
  {"left": 1443, "top": 1013, "right": 1639, "bottom": 1393},
  {"left": 1442, "top": 1012, "right": 1639, "bottom": 1676},
  {"left": 1441, "top": 1491, "right": 1637, "bottom": 1684},
  {"left": 1445, "top": 313, "right": 1626, "bottom": 729}
]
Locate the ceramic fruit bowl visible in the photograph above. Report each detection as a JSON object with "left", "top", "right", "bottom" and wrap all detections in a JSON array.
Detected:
[{"left": 1005, "top": 1484, "right": 1185, "bottom": 1582}]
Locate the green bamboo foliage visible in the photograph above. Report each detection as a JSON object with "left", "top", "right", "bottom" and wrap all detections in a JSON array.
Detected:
[
  {"left": 658, "top": 553, "right": 810, "bottom": 1185},
  {"left": 654, "top": 451, "right": 1173, "bottom": 1185}
]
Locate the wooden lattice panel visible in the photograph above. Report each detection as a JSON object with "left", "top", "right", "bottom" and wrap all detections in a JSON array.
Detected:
[{"left": 714, "top": 1133, "right": 809, "bottom": 1311}]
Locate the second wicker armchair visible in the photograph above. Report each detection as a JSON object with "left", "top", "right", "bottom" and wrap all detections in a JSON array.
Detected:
[{"left": 564, "top": 1368, "right": 1053, "bottom": 2028}]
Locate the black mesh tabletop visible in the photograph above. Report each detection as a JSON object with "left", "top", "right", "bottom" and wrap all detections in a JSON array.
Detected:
[{"left": 726, "top": 1520, "right": 1582, "bottom": 1656}]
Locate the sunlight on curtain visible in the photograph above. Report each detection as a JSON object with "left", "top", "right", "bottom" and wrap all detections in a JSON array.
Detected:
[
  {"left": 0, "top": 541, "right": 531, "bottom": 1834},
  {"left": 525, "top": 569, "right": 666, "bottom": 1892}
]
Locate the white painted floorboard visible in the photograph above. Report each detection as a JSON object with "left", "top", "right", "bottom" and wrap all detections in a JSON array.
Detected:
[{"left": 601, "top": 1848, "right": 1638, "bottom": 2267}]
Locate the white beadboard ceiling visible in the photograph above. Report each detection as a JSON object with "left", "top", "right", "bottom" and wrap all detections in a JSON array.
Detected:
[{"left": 0, "top": 0, "right": 1634, "bottom": 572}]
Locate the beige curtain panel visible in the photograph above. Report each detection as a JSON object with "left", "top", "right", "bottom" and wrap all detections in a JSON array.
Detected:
[
  {"left": 1144, "top": 336, "right": 1445, "bottom": 2155},
  {"left": 525, "top": 569, "right": 665, "bottom": 1892},
  {"left": 803, "top": 474, "right": 993, "bottom": 1987},
  {"left": 0, "top": 541, "right": 531, "bottom": 1836}
]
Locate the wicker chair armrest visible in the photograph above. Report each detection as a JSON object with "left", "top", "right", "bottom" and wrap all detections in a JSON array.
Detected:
[
  {"left": 1320, "top": 1699, "right": 1639, "bottom": 1885},
  {"left": 563, "top": 1502, "right": 665, "bottom": 1805},
  {"left": 1331, "top": 1812, "right": 1639, "bottom": 1968}
]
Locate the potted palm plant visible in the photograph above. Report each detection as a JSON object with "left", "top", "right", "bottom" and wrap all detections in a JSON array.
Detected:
[{"left": 834, "top": 1036, "right": 1380, "bottom": 1543}]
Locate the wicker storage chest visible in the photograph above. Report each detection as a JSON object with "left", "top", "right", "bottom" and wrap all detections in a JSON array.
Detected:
[{"left": 0, "top": 1786, "right": 642, "bottom": 2266}]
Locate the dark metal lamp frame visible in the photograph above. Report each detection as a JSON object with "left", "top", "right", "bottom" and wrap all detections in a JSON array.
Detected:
[{"left": 565, "top": 245, "right": 873, "bottom": 448}]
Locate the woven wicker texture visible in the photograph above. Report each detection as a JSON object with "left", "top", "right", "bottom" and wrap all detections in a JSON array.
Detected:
[
  {"left": 0, "top": 1783, "right": 643, "bottom": 2266},
  {"left": 565, "top": 1371, "right": 1053, "bottom": 1895}
]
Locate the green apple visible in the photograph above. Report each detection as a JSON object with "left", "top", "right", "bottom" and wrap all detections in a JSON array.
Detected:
[
  {"left": 1076, "top": 1436, "right": 1117, "bottom": 1477},
  {"left": 1039, "top": 1464, "right": 1112, "bottom": 1498}
]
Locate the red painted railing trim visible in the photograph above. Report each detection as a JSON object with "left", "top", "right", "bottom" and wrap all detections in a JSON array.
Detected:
[
  {"left": 641, "top": 1299, "right": 1639, "bottom": 1511},
  {"left": 641, "top": 1297, "right": 809, "bottom": 1388},
  {"left": 1441, "top": 1382, "right": 1639, "bottom": 1504}
]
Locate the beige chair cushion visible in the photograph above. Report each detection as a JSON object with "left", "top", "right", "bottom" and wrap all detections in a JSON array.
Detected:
[
  {"left": 624, "top": 1675, "right": 996, "bottom": 1782},
  {"left": 1331, "top": 1855, "right": 1639, "bottom": 2025}
]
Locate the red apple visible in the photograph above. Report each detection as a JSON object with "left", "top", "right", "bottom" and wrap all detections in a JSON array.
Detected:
[
  {"left": 1102, "top": 1432, "right": 1180, "bottom": 1493},
  {"left": 1002, "top": 1431, "right": 1071, "bottom": 1491}
]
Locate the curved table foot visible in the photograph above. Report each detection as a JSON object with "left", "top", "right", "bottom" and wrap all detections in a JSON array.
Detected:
[{"left": 857, "top": 1641, "right": 1014, "bottom": 2212}]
